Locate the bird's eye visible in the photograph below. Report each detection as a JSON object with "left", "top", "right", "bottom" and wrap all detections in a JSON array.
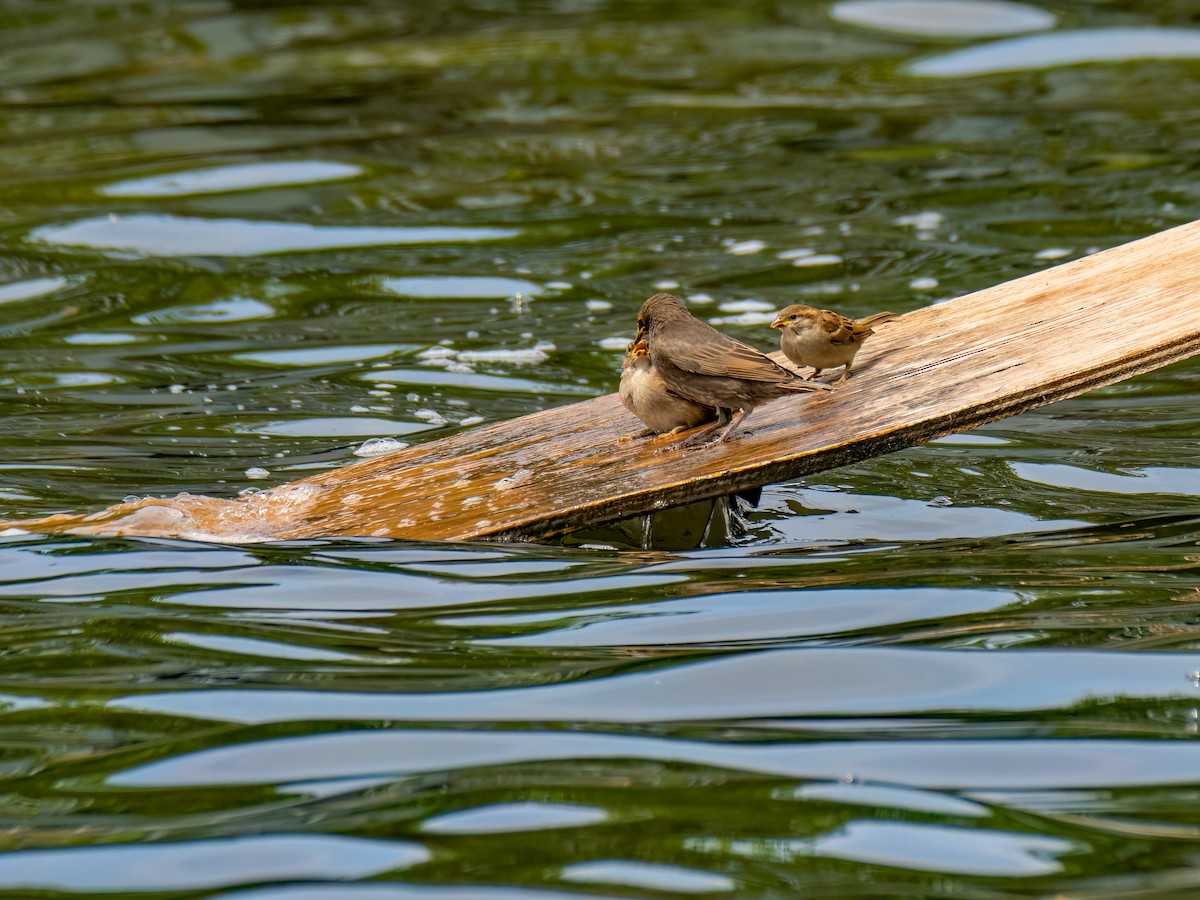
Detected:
[{"left": 790, "top": 314, "right": 798, "bottom": 320}]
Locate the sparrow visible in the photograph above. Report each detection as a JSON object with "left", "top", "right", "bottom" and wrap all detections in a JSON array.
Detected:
[
  {"left": 770, "top": 305, "right": 895, "bottom": 383},
  {"left": 635, "top": 292, "right": 830, "bottom": 448},
  {"left": 619, "top": 339, "right": 717, "bottom": 439}
]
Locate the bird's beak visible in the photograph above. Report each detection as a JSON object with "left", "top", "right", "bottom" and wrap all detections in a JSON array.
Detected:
[{"left": 769, "top": 316, "right": 786, "bottom": 330}]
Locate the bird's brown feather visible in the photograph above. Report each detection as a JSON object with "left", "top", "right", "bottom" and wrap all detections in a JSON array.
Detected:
[
  {"left": 654, "top": 323, "right": 795, "bottom": 382},
  {"left": 641, "top": 293, "right": 796, "bottom": 384}
]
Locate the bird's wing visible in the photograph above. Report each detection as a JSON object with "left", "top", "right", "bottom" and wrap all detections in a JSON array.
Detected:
[
  {"left": 858, "top": 311, "right": 896, "bottom": 328},
  {"left": 655, "top": 322, "right": 788, "bottom": 382},
  {"left": 818, "top": 309, "right": 870, "bottom": 344}
]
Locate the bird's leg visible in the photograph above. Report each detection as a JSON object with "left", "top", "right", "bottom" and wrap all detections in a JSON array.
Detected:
[
  {"left": 811, "top": 366, "right": 845, "bottom": 385},
  {"left": 674, "top": 410, "right": 729, "bottom": 450},
  {"left": 830, "top": 363, "right": 853, "bottom": 386},
  {"left": 713, "top": 408, "right": 751, "bottom": 444}
]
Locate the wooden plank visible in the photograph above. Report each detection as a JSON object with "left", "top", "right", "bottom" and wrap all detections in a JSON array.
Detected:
[{"left": 9, "top": 219, "right": 1200, "bottom": 544}]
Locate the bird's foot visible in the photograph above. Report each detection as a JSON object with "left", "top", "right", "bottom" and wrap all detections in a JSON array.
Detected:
[
  {"left": 673, "top": 430, "right": 724, "bottom": 451},
  {"left": 618, "top": 428, "right": 654, "bottom": 443},
  {"left": 673, "top": 434, "right": 709, "bottom": 450},
  {"left": 811, "top": 370, "right": 845, "bottom": 385}
]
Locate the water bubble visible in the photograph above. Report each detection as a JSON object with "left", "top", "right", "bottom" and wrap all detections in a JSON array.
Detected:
[
  {"left": 414, "top": 409, "right": 449, "bottom": 427},
  {"left": 725, "top": 239, "right": 766, "bottom": 255},
  {"left": 245, "top": 467, "right": 271, "bottom": 480},
  {"left": 790, "top": 253, "right": 843, "bottom": 267},
  {"left": 354, "top": 437, "right": 408, "bottom": 457},
  {"left": 929, "top": 495, "right": 953, "bottom": 507},
  {"left": 495, "top": 469, "right": 533, "bottom": 490}
]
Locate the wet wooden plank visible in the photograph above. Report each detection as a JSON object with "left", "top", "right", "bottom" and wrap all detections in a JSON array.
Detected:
[{"left": 10, "top": 218, "right": 1200, "bottom": 543}]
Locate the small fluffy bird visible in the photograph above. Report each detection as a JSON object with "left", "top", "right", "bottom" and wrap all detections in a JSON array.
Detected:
[
  {"left": 636, "top": 293, "right": 829, "bottom": 448},
  {"left": 770, "top": 305, "right": 895, "bottom": 383},
  {"left": 619, "top": 339, "right": 716, "bottom": 438}
]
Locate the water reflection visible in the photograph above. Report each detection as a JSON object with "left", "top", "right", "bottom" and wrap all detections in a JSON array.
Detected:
[
  {"left": 733, "top": 821, "right": 1074, "bottom": 876},
  {"left": 106, "top": 646, "right": 1200, "bottom": 723},
  {"left": 911, "top": 27, "right": 1200, "bottom": 76},
  {"left": 421, "top": 802, "right": 608, "bottom": 835},
  {"left": 102, "top": 161, "right": 363, "bottom": 197},
  {"left": 832, "top": 0, "right": 1056, "bottom": 37},
  {"left": 0, "top": 835, "right": 428, "bottom": 893},
  {"left": 109, "top": 730, "right": 1200, "bottom": 791},
  {"left": 380, "top": 277, "right": 548, "bottom": 300},
  {"left": 451, "top": 587, "right": 1011, "bottom": 646},
  {"left": 0, "top": 276, "right": 73, "bottom": 305},
  {"left": 31, "top": 215, "right": 520, "bottom": 257},
  {"left": 562, "top": 860, "right": 735, "bottom": 893}
]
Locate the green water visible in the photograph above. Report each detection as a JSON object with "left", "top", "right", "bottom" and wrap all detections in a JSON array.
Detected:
[{"left": 2, "top": 0, "right": 1200, "bottom": 896}]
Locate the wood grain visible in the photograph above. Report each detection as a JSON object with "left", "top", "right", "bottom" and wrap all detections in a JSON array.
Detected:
[{"left": 10, "top": 219, "right": 1200, "bottom": 543}]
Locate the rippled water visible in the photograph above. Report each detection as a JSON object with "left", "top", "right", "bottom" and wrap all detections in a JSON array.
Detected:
[{"left": 2, "top": 0, "right": 1200, "bottom": 896}]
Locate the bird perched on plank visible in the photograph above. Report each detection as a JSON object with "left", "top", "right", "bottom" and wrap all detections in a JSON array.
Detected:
[
  {"left": 619, "top": 339, "right": 716, "bottom": 439},
  {"left": 635, "top": 292, "right": 830, "bottom": 449},
  {"left": 770, "top": 304, "right": 895, "bottom": 384}
]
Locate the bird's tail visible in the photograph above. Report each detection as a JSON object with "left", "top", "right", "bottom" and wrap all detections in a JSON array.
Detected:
[
  {"left": 859, "top": 311, "right": 896, "bottom": 327},
  {"left": 780, "top": 378, "right": 833, "bottom": 393}
]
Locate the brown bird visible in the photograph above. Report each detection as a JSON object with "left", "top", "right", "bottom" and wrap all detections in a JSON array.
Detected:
[
  {"left": 770, "top": 305, "right": 895, "bottom": 383},
  {"left": 619, "top": 339, "right": 716, "bottom": 439},
  {"left": 635, "top": 293, "right": 830, "bottom": 448}
]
